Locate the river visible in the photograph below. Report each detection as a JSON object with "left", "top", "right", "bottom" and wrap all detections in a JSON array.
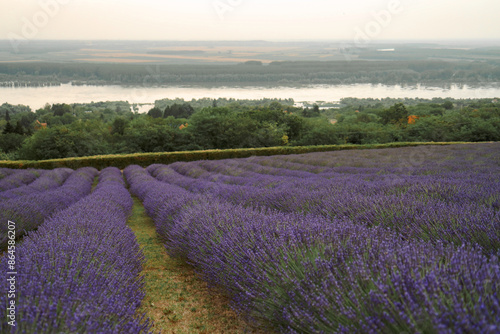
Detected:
[{"left": 1, "top": 83, "right": 499, "bottom": 113}]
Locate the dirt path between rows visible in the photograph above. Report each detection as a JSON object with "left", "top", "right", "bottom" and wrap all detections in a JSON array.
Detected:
[{"left": 127, "top": 196, "right": 268, "bottom": 334}]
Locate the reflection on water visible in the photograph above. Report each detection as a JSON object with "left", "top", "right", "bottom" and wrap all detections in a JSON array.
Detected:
[{"left": 0, "top": 83, "right": 499, "bottom": 111}]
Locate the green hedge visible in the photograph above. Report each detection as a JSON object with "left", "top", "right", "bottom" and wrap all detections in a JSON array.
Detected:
[{"left": 0, "top": 142, "right": 470, "bottom": 170}]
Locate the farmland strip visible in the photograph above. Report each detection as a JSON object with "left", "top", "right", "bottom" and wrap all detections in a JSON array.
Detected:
[{"left": 127, "top": 195, "right": 262, "bottom": 333}]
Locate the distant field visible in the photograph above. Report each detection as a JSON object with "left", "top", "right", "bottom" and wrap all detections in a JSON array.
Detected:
[
  {"left": 76, "top": 51, "right": 275, "bottom": 64},
  {"left": 0, "top": 40, "right": 499, "bottom": 87},
  {"left": 75, "top": 58, "right": 159, "bottom": 63},
  {"left": 2, "top": 40, "right": 499, "bottom": 65}
]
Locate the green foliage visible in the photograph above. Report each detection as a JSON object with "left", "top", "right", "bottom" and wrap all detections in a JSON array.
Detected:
[
  {"left": 0, "top": 98, "right": 499, "bottom": 161},
  {"left": 292, "top": 119, "right": 338, "bottom": 146},
  {"left": 0, "top": 133, "right": 25, "bottom": 154},
  {"left": 188, "top": 107, "right": 243, "bottom": 149},
  {"left": 18, "top": 121, "right": 111, "bottom": 160},
  {"left": 155, "top": 97, "right": 295, "bottom": 111},
  {"left": 163, "top": 103, "right": 195, "bottom": 119},
  {"left": 111, "top": 117, "right": 128, "bottom": 136},
  {"left": 19, "top": 113, "right": 36, "bottom": 134},
  {"left": 378, "top": 103, "right": 409, "bottom": 126},
  {"left": 147, "top": 107, "right": 163, "bottom": 119},
  {"left": 335, "top": 123, "right": 398, "bottom": 144},
  {"left": 13, "top": 121, "right": 24, "bottom": 135},
  {"left": 302, "top": 104, "right": 321, "bottom": 118},
  {"left": 0, "top": 103, "right": 31, "bottom": 117},
  {"left": 0, "top": 150, "right": 10, "bottom": 161},
  {"left": 188, "top": 107, "right": 291, "bottom": 149},
  {"left": 51, "top": 103, "right": 72, "bottom": 116},
  {"left": 442, "top": 101, "right": 454, "bottom": 110},
  {"left": 2, "top": 60, "right": 500, "bottom": 87},
  {"left": 2, "top": 121, "right": 14, "bottom": 134},
  {"left": 113, "top": 117, "right": 198, "bottom": 154}
]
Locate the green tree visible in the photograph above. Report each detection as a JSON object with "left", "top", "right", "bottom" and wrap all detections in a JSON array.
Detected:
[
  {"left": 111, "top": 117, "right": 128, "bottom": 135},
  {"left": 282, "top": 114, "right": 304, "bottom": 142},
  {"left": 163, "top": 103, "right": 195, "bottom": 118},
  {"left": 19, "top": 113, "right": 36, "bottom": 134},
  {"left": 116, "top": 117, "right": 181, "bottom": 153},
  {"left": 457, "top": 118, "right": 499, "bottom": 142},
  {"left": 269, "top": 101, "right": 283, "bottom": 111},
  {"left": 2, "top": 121, "right": 13, "bottom": 134},
  {"left": 13, "top": 121, "right": 24, "bottom": 135},
  {"left": 147, "top": 107, "right": 163, "bottom": 119},
  {"left": 442, "top": 101, "right": 454, "bottom": 110},
  {"left": 18, "top": 120, "right": 110, "bottom": 160},
  {"left": 0, "top": 133, "right": 25, "bottom": 154},
  {"left": 0, "top": 150, "right": 10, "bottom": 161},
  {"left": 378, "top": 103, "right": 409, "bottom": 126},
  {"left": 292, "top": 119, "right": 339, "bottom": 146},
  {"left": 312, "top": 104, "right": 320, "bottom": 115},
  {"left": 188, "top": 107, "right": 240, "bottom": 149},
  {"left": 406, "top": 116, "right": 451, "bottom": 142},
  {"left": 254, "top": 122, "right": 288, "bottom": 147},
  {"left": 52, "top": 103, "right": 72, "bottom": 117}
]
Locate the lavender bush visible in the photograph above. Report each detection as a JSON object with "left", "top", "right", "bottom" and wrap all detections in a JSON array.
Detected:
[
  {"left": 0, "top": 167, "right": 97, "bottom": 250},
  {"left": 149, "top": 144, "right": 500, "bottom": 255},
  {"left": 165, "top": 199, "right": 499, "bottom": 333},
  {"left": 0, "top": 168, "right": 73, "bottom": 200},
  {"left": 126, "top": 143, "right": 500, "bottom": 333},
  {"left": 0, "top": 169, "right": 42, "bottom": 192},
  {"left": 0, "top": 168, "right": 15, "bottom": 180},
  {"left": 0, "top": 167, "right": 152, "bottom": 333}
]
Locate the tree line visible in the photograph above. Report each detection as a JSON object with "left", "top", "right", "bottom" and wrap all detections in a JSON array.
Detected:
[
  {"left": 0, "top": 97, "right": 499, "bottom": 161},
  {"left": 1, "top": 60, "right": 499, "bottom": 87}
]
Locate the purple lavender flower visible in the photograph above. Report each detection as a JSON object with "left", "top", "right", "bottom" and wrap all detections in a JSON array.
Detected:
[
  {"left": 0, "top": 167, "right": 152, "bottom": 333},
  {"left": 125, "top": 143, "right": 500, "bottom": 333}
]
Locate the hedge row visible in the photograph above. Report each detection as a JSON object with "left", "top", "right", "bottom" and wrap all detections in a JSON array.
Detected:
[{"left": 0, "top": 142, "right": 471, "bottom": 170}]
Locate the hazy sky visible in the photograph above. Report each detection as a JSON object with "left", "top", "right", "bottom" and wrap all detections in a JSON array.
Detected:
[{"left": 1, "top": 0, "right": 499, "bottom": 41}]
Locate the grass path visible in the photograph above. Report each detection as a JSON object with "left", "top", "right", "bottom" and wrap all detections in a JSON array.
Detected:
[{"left": 127, "top": 196, "right": 265, "bottom": 334}]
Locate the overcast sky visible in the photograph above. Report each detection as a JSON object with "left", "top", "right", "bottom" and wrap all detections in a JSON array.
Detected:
[{"left": 1, "top": 0, "right": 499, "bottom": 41}]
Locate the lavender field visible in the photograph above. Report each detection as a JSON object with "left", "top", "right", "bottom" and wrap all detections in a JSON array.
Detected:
[{"left": 0, "top": 143, "right": 499, "bottom": 333}]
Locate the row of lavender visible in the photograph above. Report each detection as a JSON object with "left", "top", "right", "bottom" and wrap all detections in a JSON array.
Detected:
[
  {"left": 126, "top": 143, "right": 500, "bottom": 333},
  {"left": 0, "top": 169, "right": 42, "bottom": 192},
  {"left": 0, "top": 168, "right": 97, "bottom": 250},
  {"left": 148, "top": 144, "right": 500, "bottom": 256},
  {"left": 0, "top": 168, "right": 73, "bottom": 200},
  {"left": 0, "top": 168, "right": 14, "bottom": 179},
  {"left": 1, "top": 167, "right": 152, "bottom": 333}
]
